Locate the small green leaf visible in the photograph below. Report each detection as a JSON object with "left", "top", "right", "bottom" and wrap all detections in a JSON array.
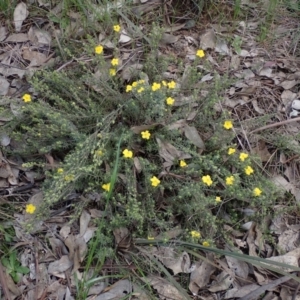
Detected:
[{"left": 16, "top": 266, "right": 30, "bottom": 274}]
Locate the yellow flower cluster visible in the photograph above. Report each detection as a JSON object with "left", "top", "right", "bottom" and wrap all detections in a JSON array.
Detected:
[
  {"left": 64, "top": 174, "right": 75, "bottom": 182},
  {"left": 126, "top": 80, "right": 145, "bottom": 93},
  {"left": 57, "top": 168, "right": 64, "bottom": 174},
  {"left": 190, "top": 230, "right": 201, "bottom": 238}
]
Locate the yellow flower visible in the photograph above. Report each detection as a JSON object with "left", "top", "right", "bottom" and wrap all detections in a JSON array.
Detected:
[
  {"left": 95, "top": 45, "right": 103, "bottom": 54},
  {"left": 215, "top": 196, "right": 222, "bottom": 202},
  {"left": 179, "top": 160, "right": 187, "bottom": 168},
  {"left": 239, "top": 152, "right": 249, "bottom": 162},
  {"left": 141, "top": 130, "right": 151, "bottom": 140},
  {"left": 167, "top": 80, "right": 176, "bottom": 89},
  {"left": 132, "top": 81, "right": 138, "bottom": 87},
  {"left": 25, "top": 204, "right": 36, "bottom": 214},
  {"left": 123, "top": 149, "right": 133, "bottom": 158},
  {"left": 126, "top": 85, "right": 132, "bottom": 92},
  {"left": 228, "top": 148, "right": 236, "bottom": 155},
  {"left": 202, "top": 175, "right": 213, "bottom": 186},
  {"left": 162, "top": 80, "right": 167, "bottom": 86},
  {"left": 102, "top": 183, "right": 110, "bottom": 192},
  {"left": 253, "top": 187, "right": 262, "bottom": 197},
  {"left": 95, "top": 149, "right": 103, "bottom": 156},
  {"left": 166, "top": 97, "right": 175, "bottom": 106},
  {"left": 150, "top": 176, "right": 160, "bottom": 187},
  {"left": 225, "top": 176, "right": 235, "bottom": 185},
  {"left": 137, "top": 87, "right": 144, "bottom": 93},
  {"left": 196, "top": 49, "right": 205, "bottom": 58},
  {"left": 138, "top": 79, "right": 145, "bottom": 84},
  {"left": 202, "top": 241, "right": 210, "bottom": 247},
  {"left": 147, "top": 236, "right": 155, "bottom": 240},
  {"left": 111, "top": 58, "right": 119, "bottom": 66},
  {"left": 245, "top": 166, "right": 254, "bottom": 175},
  {"left": 190, "top": 230, "right": 201, "bottom": 238},
  {"left": 22, "top": 94, "right": 31, "bottom": 102},
  {"left": 223, "top": 120, "right": 233, "bottom": 130},
  {"left": 109, "top": 69, "right": 116, "bottom": 76},
  {"left": 113, "top": 24, "right": 121, "bottom": 32},
  {"left": 151, "top": 82, "right": 161, "bottom": 91},
  {"left": 57, "top": 168, "right": 64, "bottom": 174},
  {"left": 64, "top": 175, "right": 75, "bottom": 182}
]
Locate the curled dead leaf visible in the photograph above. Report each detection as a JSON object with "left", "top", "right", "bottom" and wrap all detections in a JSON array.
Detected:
[{"left": 14, "top": 2, "right": 28, "bottom": 32}]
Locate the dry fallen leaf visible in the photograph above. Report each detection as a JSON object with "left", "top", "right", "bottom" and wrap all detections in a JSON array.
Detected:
[
  {"left": 0, "top": 77, "right": 9, "bottom": 96},
  {"left": 121, "top": 63, "right": 143, "bottom": 81},
  {"left": 184, "top": 125, "right": 205, "bottom": 150},
  {"left": 22, "top": 49, "right": 47, "bottom": 67},
  {"left": 48, "top": 255, "right": 72, "bottom": 278},
  {"left": 200, "top": 29, "right": 216, "bottom": 50},
  {"left": 226, "top": 255, "right": 249, "bottom": 279},
  {"left": 97, "top": 279, "right": 133, "bottom": 300},
  {"left": 119, "top": 30, "right": 131, "bottom": 43},
  {"left": 153, "top": 247, "right": 191, "bottom": 275},
  {"left": 79, "top": 210, "right": 91, "bottom": 237},
  {"left": 189, "top": 254, "right": 216, "bottom": 295},
  {"left": 143, "top": 276, "right": 184, "bottom": 300},
  {"left": 208, "top": 270, "right": 234, "bottom": 292},
  {"left": 251, "top": 140, "right": 271, "bottom": 162},
  {"left": 0, "top": 26, "right": 8, "bottom": 41},
  {"left": 13, "top": 2, "right": 29, "bottom": 32},
  {"left": 160, "top": 33, "right": 179, "bottom": 45},
  {"left": 5, "top": 33, "right": 29, "bottom": 43}
]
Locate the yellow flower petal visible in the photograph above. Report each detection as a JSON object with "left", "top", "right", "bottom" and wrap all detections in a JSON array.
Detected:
[
  {"left": 253, "top": 187, "right": 262, "bottom": 196},
  {"left": 141, "top": 130, "right": 151, "bottom": 140},
  {"left": 123, "top": 149, "right": 133, "bottom": 158},
  {"left": 151, "top": 82, "right": 161, "bottom": 91},
  {"left": 215, "top": 196, "right": 222, "bottom": 202},
  {"left": 228, "top": 148, "right": 236, "bottom": 155},
  {"left": 179, "top": 160, "right": 187, "bottom": 167},
  {"left": 202, "top": 175, "right": 213, "bottom": 186},
  {"left": 113, "top": 24, "right": 121, "bottom": 32},
  {"left": 102, "top": 183, "right": 110, "bottom": 192},
  {"left": 111, "top": 58, "right": 119, "bottom": 66},
  {"left": 126, "top": 85, "right": 132, "bottom": 92},
  {"left": 190, "top": 230, "right": 201, "bottom": 238},
  {"left": 109, "top": 69, "right": 116, "bottom": 76},
  {"left": 22, "top": 94, "right": 31, "bottom": 102},
  {"left": 202, "top": 241, "right": 210, "bottom": 247},
  {"left": 225, "top": 176, "right": 234, "bottom": 185},
  {"left": 95, "top": 45, "right": 103, "bottom": 54},
  {"left": 245, "top": 166, "right": 254, "bottom": 175},
  {"left": 166, "top": 97, "right": 175, "bottom": 106},
  {"left": 150, "top": 176, "right": 160, "bottom": 187},
  {"left": 196, "top": 49, "right": 205, "bottom": 58},
  {"left": 239, "top": 153, "right": 249, "bottom": 161},
  {"left": 25, "top": 203, "right": 36, "bottom": 214},
  {"left": 223, "top": 120, "right": 233, "bottom": 130},
  {"left": 167, "top": 81, "right": 176, "bottom": 89}
]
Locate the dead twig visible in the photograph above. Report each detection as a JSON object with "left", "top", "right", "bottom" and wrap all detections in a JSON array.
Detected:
[{"left": 250, "top": 116, "right": 300, "bottom": 134}]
